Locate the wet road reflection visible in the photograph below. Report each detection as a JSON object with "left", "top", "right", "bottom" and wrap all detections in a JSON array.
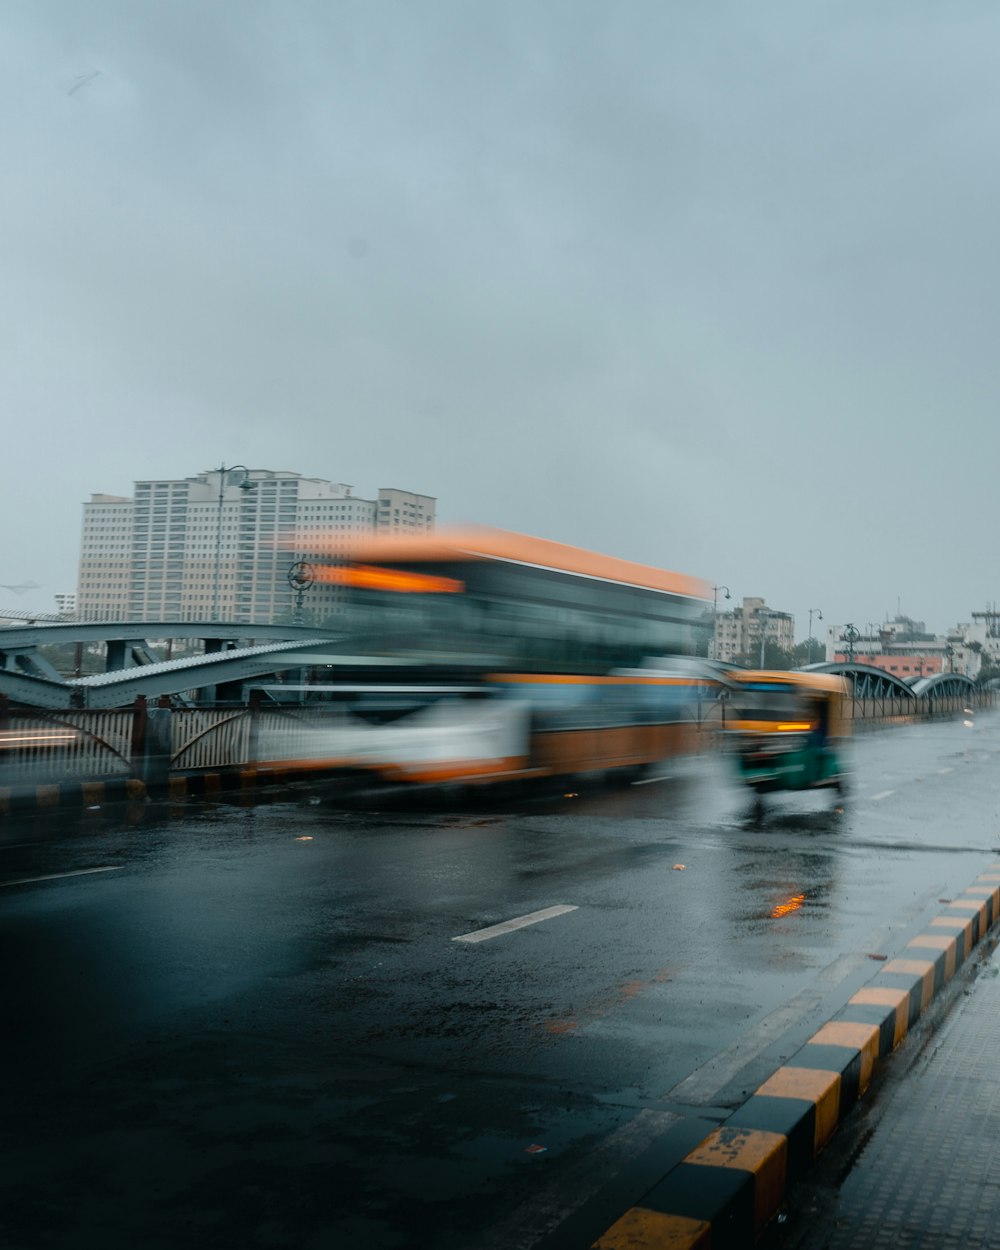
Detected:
[{"left": 1, "top": 715, "right": 999, "bottom": 1249}]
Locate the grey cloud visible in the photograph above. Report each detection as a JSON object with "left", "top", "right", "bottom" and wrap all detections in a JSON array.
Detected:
[{"left": 2, "top": 0, "right": 999, "bottom": 632}]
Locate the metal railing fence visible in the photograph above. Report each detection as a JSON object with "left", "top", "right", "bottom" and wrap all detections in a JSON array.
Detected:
[{"left": 0, "top": 686, "right": 994, "bottom": 791}]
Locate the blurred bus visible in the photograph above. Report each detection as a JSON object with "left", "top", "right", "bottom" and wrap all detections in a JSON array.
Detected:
[{"left": 272, "top": 528, "right": 715, "bottom": 786}]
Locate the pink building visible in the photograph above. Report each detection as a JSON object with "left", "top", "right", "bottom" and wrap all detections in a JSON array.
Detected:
[{"left": 833, "top": 652, "right": 943, "bottom": 678}]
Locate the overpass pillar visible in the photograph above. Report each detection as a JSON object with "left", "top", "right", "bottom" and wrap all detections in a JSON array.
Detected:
[
  {"left": 130, "top": 695, "right": 173, "bottom": 789},
  {"left": 199, "top": 638, "right": 227, "bottom": 705},
  {"left": 145, "top": 698, "right": 173, "bottom": 790},
  {"left": 106, "top": 639, "right": 129, "bottom": 671}
]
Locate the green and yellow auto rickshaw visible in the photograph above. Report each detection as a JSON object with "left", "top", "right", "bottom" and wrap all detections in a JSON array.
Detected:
[{"left": 723, "top": 670, "right": 851, "bottom": 801}]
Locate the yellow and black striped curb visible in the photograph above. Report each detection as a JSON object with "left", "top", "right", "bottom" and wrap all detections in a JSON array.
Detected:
[
  {"left": 0, "top": 765, "right": 352, "bottom": 814},
  {"left": 164, "top": 765, "right": 340, "bottom": 800},
  {"left": 591, "top": 864, "right": 1000, "bottom": 1249},
  {"left": 0, "top": 777, "right": 148, "bottom": 814}
]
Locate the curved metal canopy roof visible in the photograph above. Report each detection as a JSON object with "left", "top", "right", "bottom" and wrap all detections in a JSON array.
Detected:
[
  {"left": 908, "top": 672, "right": 977, "bottom": 698},
  {"left": 796, "top": 662, "right": 918, "bottom": 699}
]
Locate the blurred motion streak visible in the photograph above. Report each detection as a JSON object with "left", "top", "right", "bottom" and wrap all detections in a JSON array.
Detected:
[
  {"left": 313, "top": 564, "right": 464, "bottom": 593},
  {"left": 724, "top": 670, "right": 851, "bottom": 804},
  {"left": 0, "top": 529, "right": 722, "bottom": 793},
  {"left": 0, "top": 712, "right": 130, "bottom": 786},
  {"left": 257, "top": 527, "right": 717, "bottom": 786},
  {"left": 0, "top": 730, "right": 78, "bottom": 747}
]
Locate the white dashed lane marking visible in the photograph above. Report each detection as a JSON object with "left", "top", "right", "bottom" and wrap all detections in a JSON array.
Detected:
[
  {"left": 453, "top": 905, "right": 578, "bottom": 943},
  {"left": 2, "top": 865, "right": 123, "bottom": 887}
]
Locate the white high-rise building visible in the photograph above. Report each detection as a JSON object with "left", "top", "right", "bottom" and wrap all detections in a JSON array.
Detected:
[
  {"left": 76, "top": 494, "right": 133, "bottom": 621},
  {"left": 376, "top": 488, "right": 436, "bottom": 534},
  {"left": 76, "top": 469, "right": 436, "bottom": 624}
]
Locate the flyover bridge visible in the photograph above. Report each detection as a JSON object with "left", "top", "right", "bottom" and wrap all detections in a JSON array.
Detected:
[{"left": 0, "top": 619, "right": 368, "bottom": 709}]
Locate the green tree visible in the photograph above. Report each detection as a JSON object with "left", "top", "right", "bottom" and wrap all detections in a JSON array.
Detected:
[
  {"left": 791, "top": 638, "right": 825, "bottom": 667},
  {"left": 736, "top": 639, "right": 797, "bottom": 669},
  {"left": 968, "top": 642, "right": 1000, "bottom": 684},
  {"left": 762, "top": 639, "right": 797, "bottom": 669}
]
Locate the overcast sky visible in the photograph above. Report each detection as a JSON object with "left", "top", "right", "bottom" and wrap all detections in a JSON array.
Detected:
[{"left": 3, "top": 0, "right": 998, "bottom": 636}]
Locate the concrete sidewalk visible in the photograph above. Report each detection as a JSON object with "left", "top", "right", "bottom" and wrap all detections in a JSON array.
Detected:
[{"left": 770, "top": 920, "right": 1000, "bottom": 1249}]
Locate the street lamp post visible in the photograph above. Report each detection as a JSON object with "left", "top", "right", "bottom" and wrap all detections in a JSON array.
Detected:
[
  {"left": 758, "top": 608, "right": 770, "bottom": 668},
  {"left": 843, "top": 623, "right": 860, "bottom": 664},
  {"left": 287, "top": 561, "right": 316, "bottom": 626},
  {"left": 865, "top": 622, "right": 879, "bottom": 664},
  {"left": 711, "top": 585, "right": 731, "bottom": 660},
  {"left": 211, "top": 464, "right": 255, "bottom": 622},
  {"left": 807, "top": 608, "right": 823, "bottom": 665}
]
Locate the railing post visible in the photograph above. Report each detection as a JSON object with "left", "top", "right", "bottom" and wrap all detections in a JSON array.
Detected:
[
  {"left": 130, "top": 696, "right": 147, "bottom": 780},
  {"left": 130, "top": 695, "right": 173, "bottom": 790},
  {"left": 0, "top": 693, "right": 7, "bottom": 785},
  {"left": 247, "top": 688, "right": 262, "bottom": 766},
  {"left": 144, "top": 696, "right": 174, "bottom": 792}
]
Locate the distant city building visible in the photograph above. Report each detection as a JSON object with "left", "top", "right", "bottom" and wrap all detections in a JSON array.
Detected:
[
  {"left": 54, "top": 593, "right": 77, "bottom": 617},
  {"left": 880, "top": 614, "right": 931, "bottom": 641},
  {"left": 712, "top": 596, "right": 794, "bottom": 663},
  {"left": 76, "top": 469, "right": 436, "bottom": 624},
  {"left": 77, "top": 493, "right": 132, "bottom": 621},
  {"left": 825, "top": 624, "right": 882, "bottom": 664},
  {"left": 376, "top": 487, "right": 436, "bottom": 535},
  {"left": 830, "top": 649, "right": 946, "bottom": 679},
  {"left": 826, "top": 613, "right": 979, "bottom": 679},
  {"left": 945, "top": 609, "right": 1000, "bottom": 679}
]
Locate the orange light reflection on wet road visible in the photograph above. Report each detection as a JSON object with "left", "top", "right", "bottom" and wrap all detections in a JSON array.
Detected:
[{"left": 771, "top": 893, "right": 806, "bottom": 919}]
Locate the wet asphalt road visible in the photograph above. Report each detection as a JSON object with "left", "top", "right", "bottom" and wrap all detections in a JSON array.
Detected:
[{"left": 2, "top": 715, "right": 1000, "bottom": 1249}]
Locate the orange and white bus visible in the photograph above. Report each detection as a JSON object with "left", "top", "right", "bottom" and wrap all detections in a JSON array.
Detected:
[{"left": 273, "top": 527, "right": 715, "bottom": 786}]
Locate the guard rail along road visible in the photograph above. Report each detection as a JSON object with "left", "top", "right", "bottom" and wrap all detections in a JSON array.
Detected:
[{"left": 0, "top": 670, "right": 993, "bottom": 812}]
